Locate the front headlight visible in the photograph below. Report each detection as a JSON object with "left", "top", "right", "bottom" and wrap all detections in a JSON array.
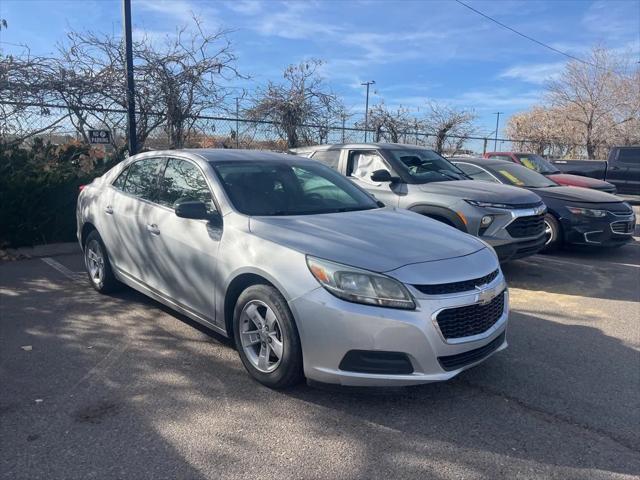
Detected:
[
  {"left": 465, "top": 199, "right": 513, "bottom": 209},
  {"left": 567, "top": 207, "right": 607, "bottom": 218},
  {"left": 306, "top": 256, "right": 416, "bottom": 310}
]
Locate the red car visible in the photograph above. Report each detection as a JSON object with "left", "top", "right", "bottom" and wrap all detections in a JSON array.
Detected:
[{"left": 483, "top": 152, "right": 617, "bottom": 194}]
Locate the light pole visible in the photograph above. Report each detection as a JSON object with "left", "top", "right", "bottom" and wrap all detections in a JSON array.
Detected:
[
  {"left": 493, "top": 112, "right": 503, "bottom": 151},
  {"left": 122, "top": 0, "right": 137, "bottom": 155},
  {"left": 361, "top": 80, "right": 375, "bottom": 142}
]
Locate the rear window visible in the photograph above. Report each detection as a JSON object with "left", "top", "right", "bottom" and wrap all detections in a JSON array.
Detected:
[
  {"left": 311, "top": 149, "right": 341, "bottom": 170},
  {"left": 617, "top": 148, "right": 639, "bottom": 164}
]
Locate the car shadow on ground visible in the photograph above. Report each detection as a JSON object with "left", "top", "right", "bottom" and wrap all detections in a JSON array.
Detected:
[{"left": 2, "top": 257, "right": 638, "bottom": 479}]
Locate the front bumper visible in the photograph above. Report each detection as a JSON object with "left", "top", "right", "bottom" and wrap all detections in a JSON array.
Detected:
[
  {"left": 492, "top": 234, "right": 546, "bottom": 261},
  {"left": 562, "top": 211, "right": 635, "bottom": 247},
  {"left": 289, "top": 276, "right": 509, "bottom": 387}
]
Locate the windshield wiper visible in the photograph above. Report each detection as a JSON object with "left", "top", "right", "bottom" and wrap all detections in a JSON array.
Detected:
[{"left": 437, "top": 170, "right": 463, "bottom": 180}]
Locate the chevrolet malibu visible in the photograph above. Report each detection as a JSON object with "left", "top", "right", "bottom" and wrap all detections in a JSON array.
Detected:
[{"left": 77, "top": 150, "right": 509, "bottom": 388}]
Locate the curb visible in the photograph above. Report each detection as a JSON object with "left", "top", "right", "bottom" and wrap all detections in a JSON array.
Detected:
[{"left": 1, "top": 242, "right": 80, "bottom": 261}]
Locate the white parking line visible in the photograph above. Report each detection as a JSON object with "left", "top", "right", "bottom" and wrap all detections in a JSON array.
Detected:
[
  {"left": 529, "top": 255, "right": 640, "bottom": 269},
  {"left": 41, "top": 257, "right": 86, "bottom": 283}
]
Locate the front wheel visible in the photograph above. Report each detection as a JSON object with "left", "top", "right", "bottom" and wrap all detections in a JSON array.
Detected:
[
  {"left": 541, "top": 214, "right": 562, "bottom": 253},
  {"left": 233, "top": 285, "right": 303, "bottom": 389}
]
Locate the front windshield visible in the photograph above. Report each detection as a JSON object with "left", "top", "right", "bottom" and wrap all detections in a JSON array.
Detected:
[
  {"left": 515, "top": 154, "right": 560, "bottom": 174},
  {"left": 212, "top": 161, "right": 379, "bottom": 216},
  {"left": 388, "top": 149, "right": 468, "bottom": 183},
  {"left": 494, "top": 163, "right": 559, "bottom": 188}
]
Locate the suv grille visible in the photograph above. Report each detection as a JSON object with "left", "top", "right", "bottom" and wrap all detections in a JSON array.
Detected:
[
  {"left": 413, "top": 269, "right": 499, "bottom": 295},
  {"left": 506, "top": 214, "right": 545, "bottom": 238},
  {"left": 436, "top": 291, "right": 505, "bottom": 339}
]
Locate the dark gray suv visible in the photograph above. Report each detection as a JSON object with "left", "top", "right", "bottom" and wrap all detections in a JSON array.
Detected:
[{"left": 292, "top": 143, "right": 547, "bottom": 262}]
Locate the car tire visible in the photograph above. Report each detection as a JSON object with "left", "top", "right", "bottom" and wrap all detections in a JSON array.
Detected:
[
  {"left": 541, "top": 214, "right": 562, "bottom": 253},
  {"left": 233, "top": 284, "right": 303, "bottom": 389},
  {"left": 84, "top": 230, "right": 121, "bottom": 293}
]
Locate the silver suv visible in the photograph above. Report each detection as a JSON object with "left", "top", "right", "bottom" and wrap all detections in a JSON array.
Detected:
[{"left": 293, "top": 144, "right": 547, "bottom": 262}]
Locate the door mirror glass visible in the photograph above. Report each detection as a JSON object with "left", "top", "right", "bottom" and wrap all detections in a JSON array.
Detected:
[
  {"left": 174, "top": 200, "right": 211, "bottom": 220},
  {"left": 370, "top": 169, "right": 396, "bottom": 183}
]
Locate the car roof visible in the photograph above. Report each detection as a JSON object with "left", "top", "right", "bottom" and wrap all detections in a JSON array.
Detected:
[
  {"left": 180, "top": 149, "right": 306, "bottom": 164},
  {"left": 450, "top": 157, "right": 512, "bottom": 168},
  {"left": 291, "top": 143, "right": 436, "bottom": 152}
]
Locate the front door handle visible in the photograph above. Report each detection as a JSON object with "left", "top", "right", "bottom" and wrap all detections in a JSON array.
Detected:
[
  {"left": 146, "top": 224, "right": 160, "bottom": 236},
  {"left": 105, "top": 206, "right": 114, "bottom": 215}
]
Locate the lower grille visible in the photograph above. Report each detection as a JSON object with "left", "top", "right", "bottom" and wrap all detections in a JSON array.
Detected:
[
  {"left": 506, "top": 214, "right": 545, "bottom": 238},
  {"left": 436, "top": 291, "right": 505, "bottom": 339},
  {"left": 611, "top": 221, "right": 634, "bottom": 234},
  {"left": 438, "top": 332, "right": 506, "bottom": 371}
]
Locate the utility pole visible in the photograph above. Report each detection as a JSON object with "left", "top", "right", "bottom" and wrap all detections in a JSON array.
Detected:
[
  {"left": 361, "top": 80, "right": 375, "bottom": 142},
  {"left": 493, "top": 112, "right": 503, "bottom": 151},
  {"left": 122, "top": 0, "right": 137, "bottom": 156},
  {"left": 235, "top": 97, "right": 240, "bottom": 149}
]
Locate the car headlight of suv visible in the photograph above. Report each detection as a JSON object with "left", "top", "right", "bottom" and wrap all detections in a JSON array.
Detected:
[
  {"left": 464, "top": 199, "right": 513, "bottom": 209},
  {"left": 306, "top": 256, "right": 416, "bottom": 310},
  {"left": 567, "top": 207, "right": 607, "bottom": 218}
]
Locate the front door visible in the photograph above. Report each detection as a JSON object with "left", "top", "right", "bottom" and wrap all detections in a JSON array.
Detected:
[
  {"left": 345, "top": 150, "right": 401, "bottom": 207},
  {"left": 150, "top": 157, "right": 221, "bottom": 322}
]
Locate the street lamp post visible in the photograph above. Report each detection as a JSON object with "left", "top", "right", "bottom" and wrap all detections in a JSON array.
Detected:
[
  {"left": 493, "top": 112, "right": 503, "bottom": 151},
  {"left": 361, "top": 80, "right": 375, "bottom": 142},
  {"left": 122, "top": 0, "right": 137, "bottom": 155}
]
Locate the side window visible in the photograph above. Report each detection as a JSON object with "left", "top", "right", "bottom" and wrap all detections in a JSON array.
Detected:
[
  {"left": 456, "top": 164, "right": 499, "bottom": 183},
  {"left": 158, "top": 158, "right": 215, "bottom": 212},
  {"left": 311, "top": 150, "right": 341, "bottom": 170},
  {"left": 112, "top": 166, "right": 130, "bottom": 190},
  {"left": 121, "top": 158, "right": 164, "bottom": 201},
  {"left": 347, "top": 151, "right": 389, "bottom": 183},
  {"left": 617, "top": 148, "right": 639, "bottom": 164}
]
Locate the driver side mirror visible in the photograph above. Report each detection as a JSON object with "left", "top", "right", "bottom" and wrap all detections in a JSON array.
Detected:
[
  {"left": 174, "top": 200, "right": 221, "bottom": 226},
  {"left": 370, "top": 169, "right": 398, "bottom": 183}
]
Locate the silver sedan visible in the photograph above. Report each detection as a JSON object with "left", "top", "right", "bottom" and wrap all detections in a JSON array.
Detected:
[{"left": 77, "top": 149, "right": 508, "bottom": 388}]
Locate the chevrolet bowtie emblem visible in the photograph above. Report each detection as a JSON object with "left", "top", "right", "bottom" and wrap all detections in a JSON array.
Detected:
[{"left": 476, "top": 285, "right": 498, "bottom": 305}]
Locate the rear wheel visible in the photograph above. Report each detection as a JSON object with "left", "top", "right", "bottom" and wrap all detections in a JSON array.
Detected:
[
  {"left": 84, "top": 230, "right": 121, "bottom": 293},
  {"left": 541, "top": 214, "right": 562, "bottom": 253},
  {"left": 233, "top": 284, "right": 303, "bottom": 389}
]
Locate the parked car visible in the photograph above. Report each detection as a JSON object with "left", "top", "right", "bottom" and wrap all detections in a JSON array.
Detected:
[
  {"left": 292, "top": 143, "right": 546, "bottom": 262},
  {"left": 551, "top": 146, "right": 640, "bottom": 195},
  {"left": 77, "top": 149, "right": 509, "bottom": 389},
  {"left": 451, "top": 158, "right": 636, "bottom": 251},
  {"left": 483, "top": 152, "right": 617, "bottom": 194}
]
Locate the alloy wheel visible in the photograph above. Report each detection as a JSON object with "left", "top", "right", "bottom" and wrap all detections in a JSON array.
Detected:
[
  {"left": 239, "top": 300, "right": 284, "bottom": 373},
  {"left": 85, "top": 239, "right": 105, "bottom": 287},
  {"left": 544, "top": 219, "right": 554, "bottom": 246}
]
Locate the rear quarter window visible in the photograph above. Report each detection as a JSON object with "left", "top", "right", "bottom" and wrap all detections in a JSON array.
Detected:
[{"left": 311, "top": 149, "right": 341, "bottom": 170}]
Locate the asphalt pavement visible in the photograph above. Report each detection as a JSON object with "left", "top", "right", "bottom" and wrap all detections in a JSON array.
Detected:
[{"left": 1, "top": 241, "right": 639, "bottom": 479}]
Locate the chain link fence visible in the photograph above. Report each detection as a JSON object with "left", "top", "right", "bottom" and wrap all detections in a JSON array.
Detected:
[{"left": 1, "top": 101, "right": 585, "bottom": 158}]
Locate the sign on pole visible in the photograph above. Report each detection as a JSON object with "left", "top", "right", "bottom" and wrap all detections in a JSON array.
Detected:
[{"left": 88, "top": 130, "right": 111, "bottom": 144}]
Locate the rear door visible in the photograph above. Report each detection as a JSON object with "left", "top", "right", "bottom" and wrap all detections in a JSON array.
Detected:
[
  {"left": 150, "top": 157, "right": 221, "bottom": 321},
  {"left": 609, "top": 147, "right": 640, "bottom": 194},
  {"left": 345, "top": 149, "right": 400, "bottom": 207},
  {"left": 107, "top": 157, "right": 165, "bottom": 284}
]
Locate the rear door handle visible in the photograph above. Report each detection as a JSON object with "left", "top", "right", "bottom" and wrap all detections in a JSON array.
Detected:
[
  {"left": 146, "top": 224, "right": 160, "bottom": 235},
  {"left": 105, "top": 206, "right": 114, "bottom": 215}
]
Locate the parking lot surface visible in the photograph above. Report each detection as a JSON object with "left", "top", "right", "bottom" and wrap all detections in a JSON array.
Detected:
[{"left": 1, "top": 242, "right": 639, "bottom": 479}]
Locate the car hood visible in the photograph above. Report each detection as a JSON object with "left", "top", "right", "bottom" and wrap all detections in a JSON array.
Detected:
[
  {"left": 249, "top": 208, "right": 486, "bottom": 272},
  {"left": 418, "top": 180, "right": 541, "bottom": 205},
  {"left": 530, "top": 185, "right": 622, "bottom": 203},
  {"left": 547, "top": 173, "right": 613, "bottom": 189}
]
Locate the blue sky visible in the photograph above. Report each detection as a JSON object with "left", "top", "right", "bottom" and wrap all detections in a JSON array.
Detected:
[{"left": 1, "top": 0, "right": 639, "bottom": 137}]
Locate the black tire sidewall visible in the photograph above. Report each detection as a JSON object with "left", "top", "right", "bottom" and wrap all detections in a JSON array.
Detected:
[
  {"left": 233, "top": 284, "right": 303, "bottom": 389},
  {"left": 84, "top": 230, "right": 119, "bottom": 293},
  {"left": 542, "top": 213, "right": 561, "bottom": 252}
]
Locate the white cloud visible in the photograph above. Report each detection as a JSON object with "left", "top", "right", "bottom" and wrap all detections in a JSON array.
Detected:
[
  {"left": 499, "top": 62, "right": 566, "bottom": 85},
  {"left": 225, "top": 0, "right": 263, "bottom": 15},
  {"left": 252, "top": 2, "right": 341, "bottom": 40},
  {"left": 136, "top": 0, "right": 218, "bottom": 26}
]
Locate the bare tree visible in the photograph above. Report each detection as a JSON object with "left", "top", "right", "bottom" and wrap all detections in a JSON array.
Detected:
[
  {"left": 247, "top": 59, "right": 342, "bottom": 148},
  {"left": 547, "top": 47, "right": 638, "bottom": 159},
  {"left": 358, "top": 102, "right": 412, "bottom": 143},
  {"left": 423, "top": 102, "right": 477, "bottom": 154}
]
